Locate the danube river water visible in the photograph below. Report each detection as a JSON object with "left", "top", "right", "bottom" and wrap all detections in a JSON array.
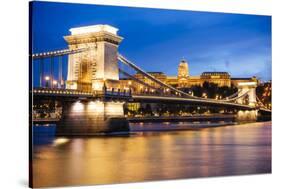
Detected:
[{"left": 32, "top": 121, "right": 271, "bottom": 187}]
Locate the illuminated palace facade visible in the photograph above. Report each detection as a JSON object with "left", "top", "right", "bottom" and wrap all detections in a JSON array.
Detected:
[{"left": 119, "top": 59, "right": 257, "bottom": 93}]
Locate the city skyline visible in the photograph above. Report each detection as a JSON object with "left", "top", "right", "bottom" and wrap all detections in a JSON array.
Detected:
[{"left": 32, "top": 2, "right": 272, "bottom": 81}]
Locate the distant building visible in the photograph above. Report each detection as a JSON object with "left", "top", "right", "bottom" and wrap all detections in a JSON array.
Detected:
[
  {"left": 170, "top": 59, "right": 232, "bottom": 88},
  {"left": 119, "top": 58, "right": 257, "bottom": 93},
  {"left": 178, "top": 59, "right": 189, "bottom": 78},
  {"left": 200, "top": 72, "right": 231, "bottom": 87},
  {"left": 171, "top": 58, "right": 256, "bottom": 88}
]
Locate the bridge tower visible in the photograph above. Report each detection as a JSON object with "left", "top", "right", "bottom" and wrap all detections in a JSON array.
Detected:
[
  {"left": 56, "top": 25, "right": 129, "bottom": 135},
  {"left": 64, "top": 24, "right": 123, "bottom": 91},
  {"left": 237, "top": 82, "right": 257, "bottom": 107}
]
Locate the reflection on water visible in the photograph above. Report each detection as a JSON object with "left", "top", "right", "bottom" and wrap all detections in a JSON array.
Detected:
[{"left": 32, "top": 122, "right": 271, "bottom": 187}]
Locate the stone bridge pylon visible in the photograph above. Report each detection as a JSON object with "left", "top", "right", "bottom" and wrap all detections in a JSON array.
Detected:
[
  {"left": 64, "top": 24, "right": 123, "bottom": 92},
  {"left": 237, "top": 81, "right": 257, "bottom": 107},
  {"left": 56, "top": 25, "right": 129, "bottom": 135}
]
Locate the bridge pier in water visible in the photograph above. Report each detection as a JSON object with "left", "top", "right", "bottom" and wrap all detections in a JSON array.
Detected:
[
  {"left": 236, "top": 110, "right": 258, "bottom": 122},
  {"left": 56, "top": 100, "right": 129, "bottom": 136}
]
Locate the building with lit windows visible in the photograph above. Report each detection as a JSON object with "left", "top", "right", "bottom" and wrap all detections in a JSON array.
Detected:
[{"left": 119, "top": 58, "right": 257, "bottom": 93}]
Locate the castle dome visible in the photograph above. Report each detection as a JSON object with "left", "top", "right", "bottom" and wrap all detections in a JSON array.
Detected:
[{"left": 178, "top": 58, "right": 189, "bottom": 78}]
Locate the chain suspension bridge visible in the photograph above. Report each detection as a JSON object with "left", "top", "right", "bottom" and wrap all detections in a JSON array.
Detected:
[{"left": 31, "top": 24, "right": 271, "bottom": 135}]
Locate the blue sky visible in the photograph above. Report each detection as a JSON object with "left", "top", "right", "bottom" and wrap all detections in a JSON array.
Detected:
[{"left": 32, "top": 1, "right": 272, "bottom": 82}]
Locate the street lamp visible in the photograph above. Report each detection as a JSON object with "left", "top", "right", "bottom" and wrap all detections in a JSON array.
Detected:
[
  {"left": 128, "top": 81, "right": 132, "bottom": 94},
  {"left": 215, "top": 95, "right": 219, "bottom": 100},
  {"left": 59, "top": 80, "right": 64, "bottom": 89},
  {"left": 53, "top": 80, "right": 58, "bottom": 88},
  {"left": 202, "top": 92, "right": 207, "bottom": 98},
  {"left": 45, "top": 76, "right": 50, "bottom": 88}
]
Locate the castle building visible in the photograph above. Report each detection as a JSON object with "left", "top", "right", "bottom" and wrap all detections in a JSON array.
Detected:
[
  {"left": 119, "top": 58, "right": 257, "bottom": 93},
  {"left": 200, "top": 72, "right": 231, "bottom": 87}
]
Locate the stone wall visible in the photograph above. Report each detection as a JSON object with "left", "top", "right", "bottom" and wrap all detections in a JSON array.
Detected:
[{"left": 56, "top": 100, "right": 129, "bottom": 136}]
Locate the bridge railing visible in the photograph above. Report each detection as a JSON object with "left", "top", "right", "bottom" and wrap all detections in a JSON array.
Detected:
[
  {"left": 33, "top": 87, "right": 133, "bottom": 98},
  {"left": 94, "top": 89, "right": 132, "bottom": 97},
  {"left": 131, "top": 91, "right": 183, "bottom": 98}
]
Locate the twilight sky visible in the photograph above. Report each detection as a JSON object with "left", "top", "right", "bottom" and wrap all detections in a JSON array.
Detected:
[{"left": 32, "top": 1, "right": 272, "bottom": 82}]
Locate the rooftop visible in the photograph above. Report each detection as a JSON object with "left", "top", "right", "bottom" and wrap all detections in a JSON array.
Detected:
[{"left": 69, "top": 24, "right": 118, "bottom": 35}]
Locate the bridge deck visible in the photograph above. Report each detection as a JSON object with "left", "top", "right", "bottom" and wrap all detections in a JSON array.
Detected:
[
  {"left": 131, "top": 94, "right": 256, "bottom": 110},
  {"left": 31, "top": 88, "right": 271, "bottom": 112}
]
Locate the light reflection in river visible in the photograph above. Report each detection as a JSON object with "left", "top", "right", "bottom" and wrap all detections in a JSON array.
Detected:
[{"left": 32, "top": 122, "right": 271, "bottom": 187}]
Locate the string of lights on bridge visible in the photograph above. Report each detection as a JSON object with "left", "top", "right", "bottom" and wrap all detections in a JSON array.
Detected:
[
  {"left": 31, "top": 47, "right": 94, "bottom": 59},
  {"left": 31, "top": 47, "right": 271, "bottom": 112}
]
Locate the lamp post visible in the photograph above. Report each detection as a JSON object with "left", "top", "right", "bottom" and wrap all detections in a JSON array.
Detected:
[
  {"left": 53, "top": 80, "right": 58, "bottom": 88},
  {"left": 60, "top": 80, "right": 64, "bottom": 89},
  {"left": 202, "top": 92, "right": 207, "bottom": 98},
  {"left": 165, "top": 88, "right": 170, "bottom": 95},
  {"left": 45, "top": 76, "right": 50, "bottom": 88}
]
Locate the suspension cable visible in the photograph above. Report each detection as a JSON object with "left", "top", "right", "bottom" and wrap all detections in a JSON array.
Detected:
[
  {"left": 118, "top": 53, "right": 249, "bottom": 102},
  {"left": 118, "top": 53, "right": 199, "bottom": 99},
  {"left": 119, "top": 68, "right": 162, "bottom": 93}
]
